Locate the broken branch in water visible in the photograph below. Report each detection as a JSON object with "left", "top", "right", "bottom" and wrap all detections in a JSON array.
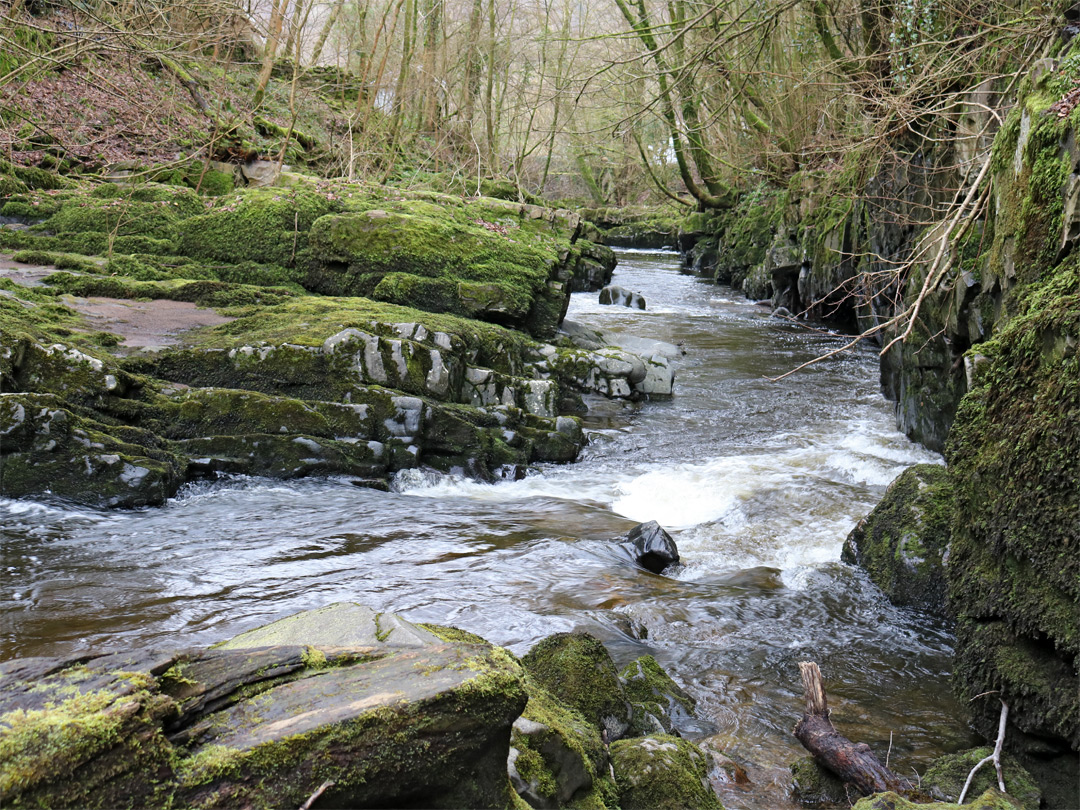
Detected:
[{"left": 793, "top": 661, "right": 913, "bottom": 796}]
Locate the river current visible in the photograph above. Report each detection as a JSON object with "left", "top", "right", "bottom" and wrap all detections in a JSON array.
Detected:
[{"left": 1, "top": 249, "right": 976, "bottom": 808}]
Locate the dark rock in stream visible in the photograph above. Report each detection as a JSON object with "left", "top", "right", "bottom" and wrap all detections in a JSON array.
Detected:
[
  {"left": 626, "top": 520, "right": 680, "bottom": 574},
  {"left": 0, "top": 603, "right": 725, "bottom": 810},
  {"left": 599, "top": 285, "right": 647, "bottom": 309}
]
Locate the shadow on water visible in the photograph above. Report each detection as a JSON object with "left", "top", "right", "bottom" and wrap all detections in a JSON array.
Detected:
[{"left": 0, "top": 248, "right": 977, "bottom": 809}]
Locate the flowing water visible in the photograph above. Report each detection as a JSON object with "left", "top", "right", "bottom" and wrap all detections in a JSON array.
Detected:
[{"left": 0, "top": 249, "right": 977, "bottom": 808}]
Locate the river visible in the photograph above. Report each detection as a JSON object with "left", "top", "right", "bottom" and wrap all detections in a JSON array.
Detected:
[{"left": 0, "top": 248, "right": 976, "bottom": 808}]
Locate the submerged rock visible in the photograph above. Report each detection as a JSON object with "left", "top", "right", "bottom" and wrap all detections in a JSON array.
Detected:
[
  {"left": 620, "top": 654, "right": 695, "bottom": 735},
  {"left": 790, "top": 755, "right": 848, "bottom": 807},
  {"left": 626, "top": 520, "right": 681, "bottom": 574},
  {"left": 599, "top": 285, "right": 646, "bottom": 309}
]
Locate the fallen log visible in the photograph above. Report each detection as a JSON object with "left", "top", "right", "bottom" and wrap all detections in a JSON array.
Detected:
[{"left": 793, "top": 661, "right": 913, "bottom": 796}]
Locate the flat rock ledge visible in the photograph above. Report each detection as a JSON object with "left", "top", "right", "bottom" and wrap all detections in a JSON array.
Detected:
[{"left": 0, "top": 603, "right": 727, "bottom": 810}]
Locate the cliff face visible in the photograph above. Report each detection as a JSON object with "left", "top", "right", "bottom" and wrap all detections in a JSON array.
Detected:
[{"left": 689, "top": 36, "right": 1079, "bottom": 769}]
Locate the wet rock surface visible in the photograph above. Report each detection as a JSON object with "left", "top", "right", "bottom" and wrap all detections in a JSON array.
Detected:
[
  {"left": 0, "top": 605, "right": 722, "bottom": 810},
  {"left": 625, "top": 520, "right": 681, "bottom": 574}
]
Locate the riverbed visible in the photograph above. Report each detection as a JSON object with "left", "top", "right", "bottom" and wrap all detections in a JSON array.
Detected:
[{"left": 0, "top": 248, "right": 975, "bottom": 808}]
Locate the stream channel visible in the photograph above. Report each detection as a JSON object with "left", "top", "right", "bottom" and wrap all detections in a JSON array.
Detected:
[{"left": 1, "top": 248, "right": 979, "bottom": 808}]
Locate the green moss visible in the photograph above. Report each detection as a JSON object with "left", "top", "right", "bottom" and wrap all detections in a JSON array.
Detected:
[
  {"left": 851, "top": 788, "right": 1025, "bottom": 810},
  {"left": 520, "top": 632, "right": 630, "bottom": 735},
  {"left": 944, "top": 255, "right": 1079, "bottom": 747},
  {"left": 416, "top": 624, "right": 491, "bottom": 645},
  {"left": 923, "top": 748, "right": 1040, "bottom": 809},
  {"left": 609, "top": 734, "right": 723, "bottom": 810},
  {"left": 177, "top": 187, "right": 340, "bottom": 267},
  {"left": 11, "top": 250, "right": 101, "bottom": 273}
]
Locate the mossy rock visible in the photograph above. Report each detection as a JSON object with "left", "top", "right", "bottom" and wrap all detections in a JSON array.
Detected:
[
  {"left": 842, "top": 464, "right": 952, "bottom": 616},
  {"left": 0, "top": 626, "right": 529, "bottom": 810},
  {"left": 305, "top": 206, "right": 563, "bottom": 336},
  {"left": 177, "top": 187, "right": 340, "bottom": 266},
  {"left": 850, "top": 788, "right": 1024, "bottom": 810},
  {"left": 509, "top": 680, "right": 617, "bottom": 808},
  {"left": 620, "top": 655, "right": 695, "bottom": 736},
  {"left": 521, "top": 632, "right": 632, "bottom": 740},
  {"left": 922, "top": 748, "right": 1040, "bottom": 810},
  {"left": 944, "top": 258, "right": 1079, "bottom": 750},
  {"left": 790, "top": 755, "right": 848, "bottom": 807},
  {"left": 609, "top": 734, "right": 724, "bottom": 810},
  {"left": 0, "top": 393, "right": 186, "bottom": 508}
]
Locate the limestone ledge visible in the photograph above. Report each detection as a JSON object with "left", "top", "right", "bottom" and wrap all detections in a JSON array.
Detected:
[{"left": 1, "top": 313, "right": 675, "bottom": 507}]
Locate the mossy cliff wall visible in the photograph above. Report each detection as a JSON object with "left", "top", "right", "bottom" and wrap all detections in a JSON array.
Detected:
[{"left": 687, "top": 36, "right": 1079, "bottom": 767}]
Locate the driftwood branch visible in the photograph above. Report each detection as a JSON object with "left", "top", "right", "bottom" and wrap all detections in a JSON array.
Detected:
[
  {"left": 958, "top": 700, "right": 1009, "bottom": 803},
  {"left": 298, "top": 780, "right": 334, "bottom": 810},
  {"left": 793, "top": 662, "right": 913, "bottom": 796}
]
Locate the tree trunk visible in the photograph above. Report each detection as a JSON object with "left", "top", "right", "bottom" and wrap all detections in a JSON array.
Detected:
[
  {"left": 793, "top": 662, "right": 913, "bottom": 796},
  {"left": 253, "top": 0, "right": 287, "bottom": 106}
]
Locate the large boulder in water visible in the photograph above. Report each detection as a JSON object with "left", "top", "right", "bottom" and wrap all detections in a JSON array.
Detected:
[
  {"left": 599, "top": 285, "right": 646, "bottom": 309},
  {"left": 626, "top": 520, "right": 680, "bottom": 574},
  {"left": 0, "top": 604, "right": 527, "bottom": 809},
  {"left": 842, "top": 464, "right": 951, "bottom": 616}
]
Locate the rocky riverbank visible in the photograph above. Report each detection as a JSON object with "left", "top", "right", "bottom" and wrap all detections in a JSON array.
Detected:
[
  {"left": 670, "top": 41, "right": 1078, "bottom": 808},
  {"left": 0, "top": 601, "right": 727, "bottom": 810},
  {"left": 0, "top": 178, "right": 679, "bottom": 506}
]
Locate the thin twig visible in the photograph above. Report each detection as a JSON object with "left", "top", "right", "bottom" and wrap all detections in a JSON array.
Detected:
[{"left": 298, "top": 780, "right": 334, "bottom": 810}]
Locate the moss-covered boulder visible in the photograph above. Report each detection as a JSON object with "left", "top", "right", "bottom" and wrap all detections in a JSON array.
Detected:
[
  {"left": 609, "top": 734, "right": 724, "bottom": 810},
  {"left": 0, "top": 606, "right": 528, "bottom": 810},
  {"left": 922, "top": 748, "right": 1040, "bottom": 810},
  {"left": 509, "top": 681, "right": 617, "bottom": 809},
  {"left": 850, "top": 788, "right": 1024, "bottom": 810},
  {"left": 620, "top": 655, "right": 695, "bottom": 736},
  {"left": 790, "top": 755, "right": 848, "bottom": 807},
  {"left": 521, "top": 632, "right": 633, "bottom": 741},
  {"left": 842, "top": 464, "right": 952, "bottom": 616}
]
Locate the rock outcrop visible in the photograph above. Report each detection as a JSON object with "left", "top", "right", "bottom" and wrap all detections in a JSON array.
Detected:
[
  {"left": 0, "top": 606, "right": 725, "bottom": 810},
  {"left": 686, "top": 29, "right": 1078, "bottom": 790},
  {"left": 0, "top": 182, "right": 661, "bottom": 506}
]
